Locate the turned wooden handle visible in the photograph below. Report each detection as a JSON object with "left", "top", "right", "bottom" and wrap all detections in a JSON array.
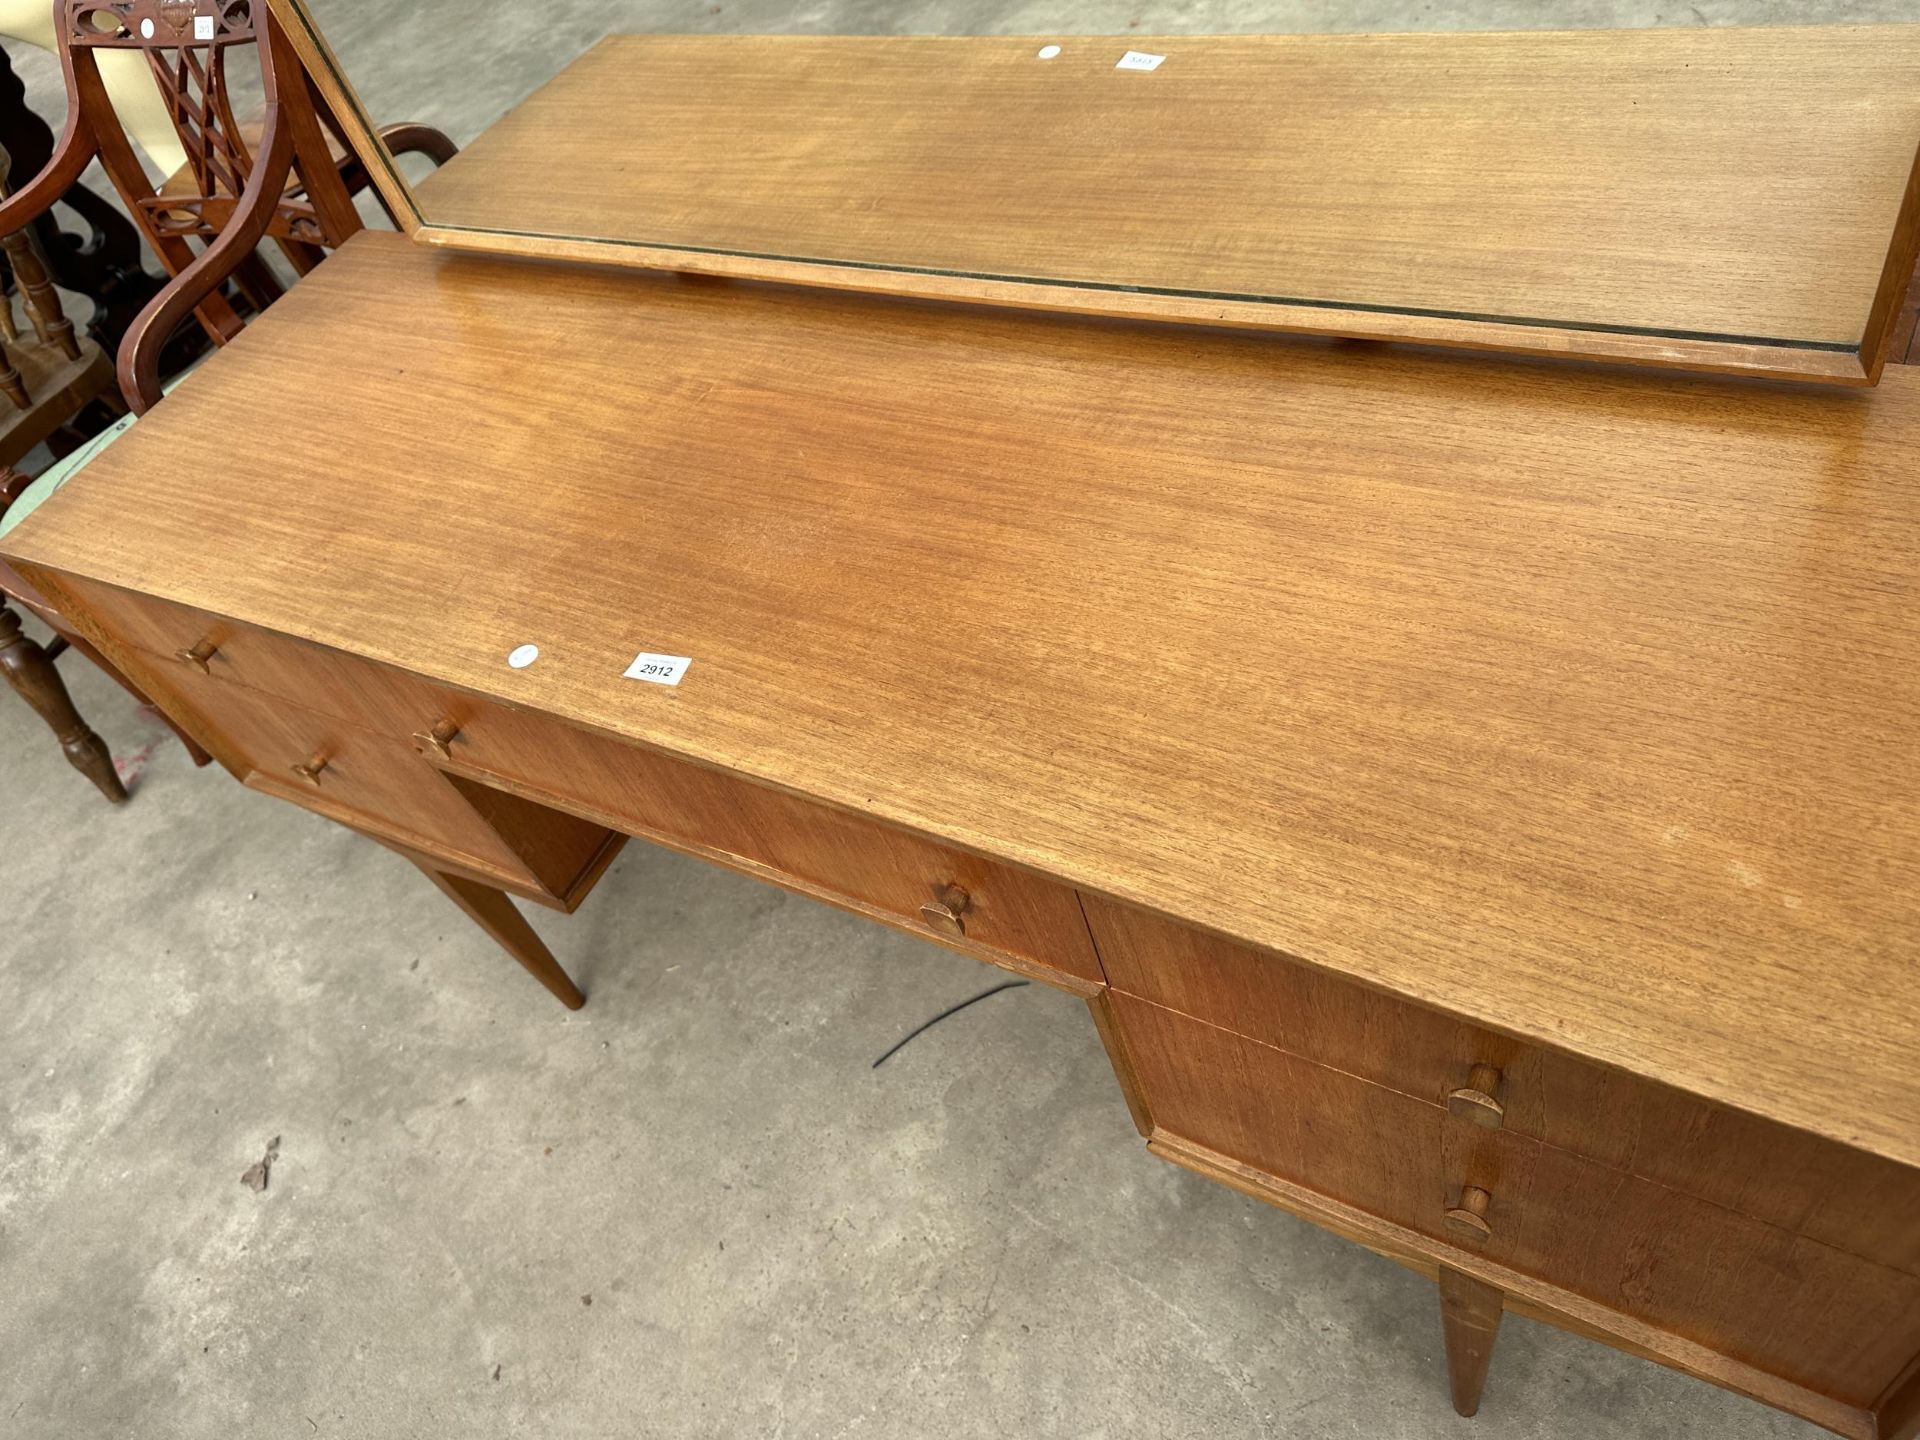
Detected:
[
  {"left": 918, "top": 883, "right": 971, "bottom": 938},
  {"left": 175, "top": 637, "right": 219, "bottom": 673},
  {"left": 1446, "top": 1064, "right": 1506, "bottom": 1130},
  {"left": 291, "top": 752, "right": 330, "bottom": 787},
  {"left": 413, "top": 718, "right": 461, "bottom": 760},
  {"left": 1444, "top": 1186, "right": 1494, "bottom": 1245}
]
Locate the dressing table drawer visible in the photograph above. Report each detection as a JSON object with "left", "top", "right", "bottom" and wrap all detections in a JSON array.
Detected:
[
  {"left": 1111, "top": 995, "right": 1920, "bottom": 1406},
  {"left": 145, "top": 664, "right": 614, "bottom": 908},
  {"left": 51, "top": 575, "right": 450, "bottom": 733},
  {"left": 56, "top": 574, "right": 1094, "bottom": 981},
  {"left": 413, "top": 700, "right": 1106, "bottom": 993},
  {"left": 1084, "top": 896, "right": 1920, "bottom": 1275}
]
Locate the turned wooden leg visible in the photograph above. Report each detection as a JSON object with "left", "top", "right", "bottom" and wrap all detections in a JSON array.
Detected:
[
  {"left": 1438, "top": 1265, "right": 1504, "bottom": 1417},
  {"left": 411, "top": 858, "right": 584, "bottom": 1009},
  {"left": 0, "top": 599, "right": 126, "bottom": 803}
]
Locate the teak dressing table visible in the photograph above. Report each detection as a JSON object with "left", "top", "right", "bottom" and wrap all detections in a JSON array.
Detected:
[
  {"left": 8, "top": 233, "right": 1920, "bottom": 1437},
  {"left": 9, "top": 11, "right": 1920, "bottom": 1437}
]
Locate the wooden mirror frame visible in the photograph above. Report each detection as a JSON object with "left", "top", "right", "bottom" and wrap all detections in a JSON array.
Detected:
[{"left": 272, "top": 0, "right": 1920, "bottom": 387}]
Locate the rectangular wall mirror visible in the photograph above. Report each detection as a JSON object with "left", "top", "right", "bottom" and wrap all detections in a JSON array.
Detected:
[{"left": 273, "top": 0, "right": 1920, "bottom": 385}]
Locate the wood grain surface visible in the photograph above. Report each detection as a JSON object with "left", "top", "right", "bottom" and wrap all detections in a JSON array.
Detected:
[
  {"left": 415, "top": 30, "right": 1920, "bottom": 354},
  {"left": 7, "top": 231, "right": 1920, "bottom": 1170}
]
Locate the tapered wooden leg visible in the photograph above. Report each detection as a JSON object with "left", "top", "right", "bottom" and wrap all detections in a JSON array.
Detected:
[
  {"left": 411, "top": 858, "right": 585, "bottom": 1009},
  {"left": 0, "top": 599, "right": 126, "bottom": 803},
  {"left": 1438, "top": 1265, "right": 1504, "bottom": 1417}
]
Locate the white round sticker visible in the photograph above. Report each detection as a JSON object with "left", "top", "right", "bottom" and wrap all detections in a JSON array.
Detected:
[
  {"left": 1037, "top": 44, "right": 1061, "bottom": 59},
  {"left": 507, "top": 644, "right": 540, "bottom": 670},
  {"left": 140, "top": 17, "right": 155, "bottom": 38}
]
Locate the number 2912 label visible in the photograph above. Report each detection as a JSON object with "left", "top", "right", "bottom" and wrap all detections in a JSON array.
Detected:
[{"left": 624, "top": 652, "right": 692, "bottom": 686}]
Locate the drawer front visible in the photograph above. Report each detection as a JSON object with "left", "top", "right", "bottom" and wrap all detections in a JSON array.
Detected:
[
  {"left": 1112, "top": 994, "right": 1920, "bottom": 1405},
  {"left": 1085, "top": 896, "right": 1920, "bottom": 1274},
  {"left": 64, "top": 572, "right": 1102, "bottom": 987},
  {"left": 149, "top": 667, "right": 610, "bottom": 905},
  {"left": 57, "top": 574, "right": 447, "bottom": 738},
  {"left": 426, "top": 699, "right": 1105, "bottom": 991}
]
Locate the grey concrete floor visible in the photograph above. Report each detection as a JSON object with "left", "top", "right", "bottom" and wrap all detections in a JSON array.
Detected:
[{"left": 4, "top": 1, "right": 1912, "bottom": 1436}]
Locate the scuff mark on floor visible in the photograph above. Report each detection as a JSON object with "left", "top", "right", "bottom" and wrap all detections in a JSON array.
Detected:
[{"left": 240, "top": 1136, "right": 281, "bottom": 1193}]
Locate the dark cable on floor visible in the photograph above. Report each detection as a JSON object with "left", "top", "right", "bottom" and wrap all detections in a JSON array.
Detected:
[{"left": 871, "top": 980, "right": 1030, "bottom": 1069}]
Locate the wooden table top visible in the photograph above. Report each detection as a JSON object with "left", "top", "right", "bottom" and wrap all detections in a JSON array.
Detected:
[
  {"left": 10, "top": 232, "right": 1919, "bottom": 1167},
  {"left": 416, "top": 29, "right": 1920, "bottom": 353}
]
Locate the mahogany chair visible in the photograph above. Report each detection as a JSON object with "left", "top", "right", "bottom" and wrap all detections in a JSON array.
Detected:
[
  {"left": 4, "top": 0, "right": 454, "bottom": 403},
  {"left": 0, "top": 0, "right": 458, "bottom": 799}
]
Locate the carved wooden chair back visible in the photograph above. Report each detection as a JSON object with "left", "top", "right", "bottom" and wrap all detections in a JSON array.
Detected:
[
  {"left": 81, "top": 3, "right": 365, "bottom": 257},
  {"left": 25, "top": 2, "right": 363, "bottom": 353},
  {"left": 0, "top": 0, "right": 456, "bottom": 412}
]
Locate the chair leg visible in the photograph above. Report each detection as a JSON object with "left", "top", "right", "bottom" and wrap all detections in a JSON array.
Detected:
[
  {"left": 410, "top": 856, "right": 585, "bottom": 1009},
  {"left": 0, "top": 598, "right": 126, "bottom": 803},
  {"left": 1438, "top": 1265, "right": 1504, "bottom": 1417}
]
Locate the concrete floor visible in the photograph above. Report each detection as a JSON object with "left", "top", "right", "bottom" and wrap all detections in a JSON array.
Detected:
[{"left": 4, "top": 1, "right": 1913, "bottom": 1436}]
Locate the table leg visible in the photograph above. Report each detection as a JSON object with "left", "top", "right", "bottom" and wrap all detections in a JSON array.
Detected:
[
  {"left": 1438, "top": 1264, "right": 1504, "bottom": 1417},
  {"left": 410, "top": 856, "right": 585, "bottom": 1010},
  {"left": 0, "top": 598, "right": 126, "bottom": 803}
]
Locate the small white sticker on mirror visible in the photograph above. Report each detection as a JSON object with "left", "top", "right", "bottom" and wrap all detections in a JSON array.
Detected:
[
  {"left": 624, "top": 653, "right": 692, "bottom": 687},
  {"left": 507, "top": 644, "right": 540, "bottom": 670},
  {"left": 1116, "top": 50, "right": 1165, "bottom": 71},
  {"left": 194, "top": 15, "right": 215, "bottom": 39},
  {"left": 1037, "top": 44, "right": 1061, "bottom": 59}
]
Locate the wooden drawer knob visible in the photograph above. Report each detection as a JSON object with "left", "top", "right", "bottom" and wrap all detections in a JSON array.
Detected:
[
  {"left": 1444, "top": 1186, "right": 1494, "bottom": 1245},
  {"left": 291, "top": 751, "right": 330, "bottom": 787},
  {"left": 1446, "top": 1064, "right": 1506, "bottom": 1130},
  {"left": 918, "top": 883, "right": 971, "bottom": 938},
  {"left": 413, "top": 719, "right": 461, "bottom": 760},
  {"left": 175, "top": 637, "right": 219, "bottom": 673}
]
